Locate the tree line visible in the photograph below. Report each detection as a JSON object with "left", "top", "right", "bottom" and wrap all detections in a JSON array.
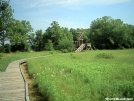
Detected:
[{"left": 0, "top": 0, "right": 134, "bottom": 53}]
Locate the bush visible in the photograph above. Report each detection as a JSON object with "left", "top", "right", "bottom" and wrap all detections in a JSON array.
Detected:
[
  {"left": 45, "top": 40, "right": 54, "bottom": 51},
  {"left": 58, "top": 38, "right": 75, "bottom": 52},
  {"left": 4, "top": 44, "right": 11, "bottom": 53},
  {"left": 96, "top": 53, "right": 114, "bottom": 59}
]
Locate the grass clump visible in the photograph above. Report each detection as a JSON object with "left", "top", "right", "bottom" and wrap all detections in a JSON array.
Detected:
[{"left": 96, "top": 52, "right": 114, "bottom": 59}]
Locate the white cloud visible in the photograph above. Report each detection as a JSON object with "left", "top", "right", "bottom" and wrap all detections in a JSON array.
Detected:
[{"left": 12, "top": 0, "right": 130, "bottom": 9}]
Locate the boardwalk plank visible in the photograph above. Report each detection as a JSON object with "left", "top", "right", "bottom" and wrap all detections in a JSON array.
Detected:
[{"left": 0, "top": 60, "right": 28, "bottom": 101}]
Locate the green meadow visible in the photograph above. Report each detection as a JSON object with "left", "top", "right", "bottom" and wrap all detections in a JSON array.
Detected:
[
  {"left": 0, "top": 51, "right": 52, "bottom": 71},
  {"left": 26, "top": 49, "right": 134, "bottom": 101}
]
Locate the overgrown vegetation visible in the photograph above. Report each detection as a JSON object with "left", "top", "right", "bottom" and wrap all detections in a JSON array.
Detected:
[{"left": 26, "top": 50, "right": 134, "bottom": 101}]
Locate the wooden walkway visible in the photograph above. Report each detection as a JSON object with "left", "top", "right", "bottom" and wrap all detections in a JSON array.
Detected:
[{"left": 0, "top": 59, "right": 29, "bottom": 101}]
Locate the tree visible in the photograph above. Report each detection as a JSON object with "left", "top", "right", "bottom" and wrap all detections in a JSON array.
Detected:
[
  {"left": 45, "top": 39, "right": 54, "bottom": 51},
  {"left": 9, "top": 19, "right": 33, "bottom": 52},
  {"left": 58, "top": 28, "right": 75, "bottom": 52},
  {"left": 89, "top": 16, "right": 134, "bottom": 49},
  {"left": 27, "top": 33, "right": 35, "bottom": 50},
  {"left": 70, "top": 28, "right": 77, "bottom": 41},
  {"left": 34, "top": 29, "right": 44, "bottom": 51},
  {"left": 0, "top": 0, "right": 13, "bottom": 52},
  {"left": 44, "top": 21, "right": 75, "bottom": 52},
  {"left": 44, "top": 21, "right": 63, "bottom": 49}
]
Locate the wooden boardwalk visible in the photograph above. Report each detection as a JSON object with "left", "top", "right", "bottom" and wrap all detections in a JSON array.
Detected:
[{"left": 0, "top": 59, "right": 29, "bottom": 101}]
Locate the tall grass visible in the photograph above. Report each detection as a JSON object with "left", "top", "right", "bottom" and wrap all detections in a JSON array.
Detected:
[{"left": 27, "top": 49, "right": 134, "bottom": 101}]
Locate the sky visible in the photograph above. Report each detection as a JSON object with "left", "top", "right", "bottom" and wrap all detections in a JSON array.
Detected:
[{"left": 10, "top": 0, "right": 134, "bottom": 32}]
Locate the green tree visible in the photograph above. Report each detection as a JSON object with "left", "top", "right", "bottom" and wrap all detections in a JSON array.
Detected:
[
  {"left": 58, "top": 28, "right": 75, "bottom": 52},
  {"left": 45, "top": 39, "right": 54, "bottom": 51},
  {"left": 0, "top": 0, "right": 13, "bottom": 52},
  {"left": 9, "top": 19, "right": 33, "bottom": 52},
  {"left": 44, "top": 21, "right": 63, "bottom": 49},
  {"left": 44, "top": 21, "right": 74, "bottom": 52},
  {"left": 34, "top": 29, "right": 44, "bottom": 51},
  {"left": 89, "top": 16, "right": 134, "bottom": 49},
  {"left": 27, "top": 33, "right": 35, "bottom": 50},
  {"left": 70, "top": 28, "right": 77, "bottom": 41}
]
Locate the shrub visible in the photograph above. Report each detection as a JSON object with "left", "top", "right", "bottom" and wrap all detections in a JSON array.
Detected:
[
  {"left": 58, "top": 38, "right": 75, "bottom": 52},
  {"left": 45, "top": 40, "right": 54, "bottom": 51},
  {"left": 4, "top": 44, "right": 11, "bottom": 53}
]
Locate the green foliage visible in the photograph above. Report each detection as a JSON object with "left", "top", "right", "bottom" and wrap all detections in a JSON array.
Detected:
[
  {"left": 44, "top": 21, "right": 75, "bottom": 52},
  {"left": 89, "top": 16, "right": 134, "bottom": 49},
  {"left": 58, "top": 38, "right": 75, "bottom": 52},
  {"left": 0, "top": 0, "right": 13, "bottom": 52},
  {"left": 9, "top": 19, "right": 33, "bottom": 52},
  {"left": 34, "top": 29, "right": 44, "bottom": 51},
  {"left": 27, "top": 50, "right": 134, "bottom": 101},
  {"left": 44, "top": 21, "right": 63, "bottom": 48},
  {"left": 45, "top": 39, "right": 54, "bottom": 51},
  {"left": 4, "top": 43, "right": 11, "bottom": 53}
]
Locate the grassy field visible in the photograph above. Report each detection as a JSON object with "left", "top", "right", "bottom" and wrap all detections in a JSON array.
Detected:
[
  {"left": 26, "top": 49, "right": 134, "bottom": 101},
  {"left": 0, "top": 51, "right": 54, "bottom": 71}
]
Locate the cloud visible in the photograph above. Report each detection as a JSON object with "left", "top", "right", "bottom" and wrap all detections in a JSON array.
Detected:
[{"left": 12, "top": 0, "right": 130, "bottom": 9}]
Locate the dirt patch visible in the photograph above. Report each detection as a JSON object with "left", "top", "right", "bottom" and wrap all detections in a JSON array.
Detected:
[{"left": 21, "top": 63, "right": 48, "bottom": 101}]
